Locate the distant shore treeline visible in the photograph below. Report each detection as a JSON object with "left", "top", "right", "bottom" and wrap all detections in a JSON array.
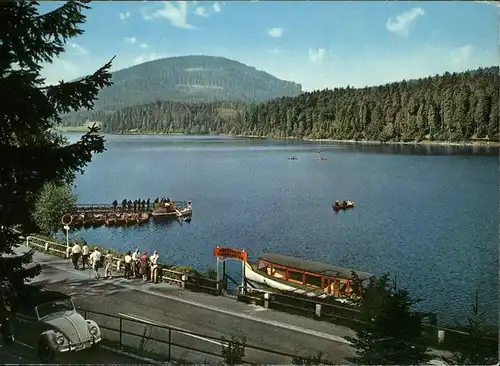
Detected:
[{"left": 63, "top": 66, "right": 499, "bottom": 143}]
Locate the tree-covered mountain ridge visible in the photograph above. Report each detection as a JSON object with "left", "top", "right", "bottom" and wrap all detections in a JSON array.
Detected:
[
  {"left": 62, "top": 55, "right": 303, "bottom": 124},
  {"left": 91, "top": 66, "right": 499, "bottom": 143}
]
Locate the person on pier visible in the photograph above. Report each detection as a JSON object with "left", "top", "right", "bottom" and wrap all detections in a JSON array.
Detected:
[
  {"left": 131, "top": 248, "right": 140, "bottom": 277},
  {"left": 71, "top": 241, "right": 82, "bottom": 270},
  {"left": 150, "top": 251, "right": 159, "bottom": 283},
  {"left": 89, "top": 247, "right": 102, "bottom": 279},
  {"left": 124, "top": 251, "right": 132, "bottom": 279},
  {"left": 81, "top": 242, "right": 89, "bottom": 270},
  {"left": 139, "top": 251, "right": 149, "bottom": 282},
  {"left": 104, "top": 251, "right": 113, "bottom": 279}
]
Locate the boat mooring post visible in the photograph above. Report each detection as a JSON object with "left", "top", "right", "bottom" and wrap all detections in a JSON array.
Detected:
[
  {"left": 216, "top": 256, "right": 220, "bottom": 293},
  {"left": 240, "top": 250, "right": 246, "bottom": 295}
]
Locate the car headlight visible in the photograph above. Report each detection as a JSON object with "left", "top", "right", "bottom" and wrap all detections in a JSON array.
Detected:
[
  {"left": 90, "top": 326, "right": 98, "bottom": 336},
  {"left": 57, "top": 335, "right": 65, "bottom": 345}
]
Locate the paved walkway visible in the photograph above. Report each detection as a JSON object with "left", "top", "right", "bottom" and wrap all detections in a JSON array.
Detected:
[{"left": 22, "top": 248, "right": 450, "bottom": 364}]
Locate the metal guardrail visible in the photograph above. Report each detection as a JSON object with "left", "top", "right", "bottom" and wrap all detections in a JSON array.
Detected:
[{"left": 80, "top": 308, "right": 316, "bottom": 364}]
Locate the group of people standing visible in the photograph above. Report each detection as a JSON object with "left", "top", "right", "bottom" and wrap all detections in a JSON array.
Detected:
[
  {"left": 112, "top": 198, "right": 151, "bottom": 212},
  {"left": 123, "top": 249, "right": 161, "bottom": 283},
  {"left": 70, "top": 240, "right": 161, "bottom": 283},
  {"left": 70, "top": 240, "right": 115, "bottom": 280},
  {"left": 110, "top": 197, "right": 174, "bottom": 212}
]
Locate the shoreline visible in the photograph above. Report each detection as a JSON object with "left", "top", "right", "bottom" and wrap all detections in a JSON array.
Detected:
[{"left": 57, "top": 128, "right": 500, "bottom": 148}]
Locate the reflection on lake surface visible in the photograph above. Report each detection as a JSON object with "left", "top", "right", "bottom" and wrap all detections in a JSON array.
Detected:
[{"left": 67, "top": 133, "right": 498, "bottom": 325}]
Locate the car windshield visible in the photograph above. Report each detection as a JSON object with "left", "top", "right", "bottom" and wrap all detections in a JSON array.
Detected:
[{"left": 36, "top": 299, "right": 74, "bottom": 319}]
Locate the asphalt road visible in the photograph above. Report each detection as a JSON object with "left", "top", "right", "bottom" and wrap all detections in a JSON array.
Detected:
[
  {"left": 16, "top": 248, "right": 451, "bottom": 365},
  {"left": 28, "top": 254, "right": 356, "bottom": 364}
]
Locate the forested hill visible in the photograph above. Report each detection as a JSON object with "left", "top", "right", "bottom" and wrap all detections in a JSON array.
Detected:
[
  {"left": 98, "top": 66, "right": 499, "bottom": 143},
  {"left": 62, "top": 55, "right": 302, "bottom": 124}
]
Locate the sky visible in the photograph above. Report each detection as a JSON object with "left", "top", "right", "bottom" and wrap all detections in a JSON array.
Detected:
[{"left": 39, "top": 1, "right": 499, "bottom": 91}]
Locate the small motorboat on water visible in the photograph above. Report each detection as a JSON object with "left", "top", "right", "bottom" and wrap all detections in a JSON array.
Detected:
[
  {"left": 288, "top": 156, "right": 298, "bottom": 160},
  {"left": 332, "top": 200, "right": 355, "bottom": 211},
  {"left": 313, "top": 156, "right": 327, "bottom": 161}
]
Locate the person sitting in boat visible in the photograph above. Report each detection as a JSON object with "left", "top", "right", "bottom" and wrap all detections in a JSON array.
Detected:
[
  {"left": 146, "top": 199, "right": 151, "bottom": 210},
  {"left": 121, "top": 199, "right": 127, "bottom": 211},
  {"left": 112, "top": 200, "right": 118, "bottom": 210},
  {"left": 335, "top": 200, "right": 340, "bottom": 206},
  {"left": 166, "top": 197, "right": 171, "bottom": 203},
  {"left": 342, "top": 200, "right": 347, "bottom": 206}
]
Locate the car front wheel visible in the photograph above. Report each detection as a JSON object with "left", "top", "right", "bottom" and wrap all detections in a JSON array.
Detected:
[{"left": 38, "top": 338, "right": 55, "bottom": 362}]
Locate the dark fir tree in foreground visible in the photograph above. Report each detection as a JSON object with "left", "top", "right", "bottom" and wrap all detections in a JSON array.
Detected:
[
  {"left": 345, "top": 275, "right": 434, "bottom": 365},
  {"left": 0, "top": 1, "right": 113, "bottom": 288},
  {"left": 441, "top": 292, "right": 499, "bottom": 365}
]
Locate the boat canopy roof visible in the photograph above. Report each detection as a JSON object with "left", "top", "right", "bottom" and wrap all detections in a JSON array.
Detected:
[{"left": 259, "top": 253, "right": 374, "bottom": 281}]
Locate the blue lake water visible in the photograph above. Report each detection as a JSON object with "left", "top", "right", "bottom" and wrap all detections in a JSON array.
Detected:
[{"left": 65, "top": 133, "right": 499, "bottom": 325}]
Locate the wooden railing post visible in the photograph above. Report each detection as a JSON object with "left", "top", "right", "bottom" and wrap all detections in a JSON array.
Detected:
[
  {"left": 119, "top": 317, "right": 123, "bottom": 348},
  {"left": 168, "top": 328, "right": 172, "bottom": 361}
]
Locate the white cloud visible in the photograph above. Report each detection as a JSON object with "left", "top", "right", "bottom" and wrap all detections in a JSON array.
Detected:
[
  {"left": 212, "top": 2, "right": 221, "bottom": 13},
  {"left": 133, "top": 53, "right": 167, "bottom": 65},
  {"left": 119, "top": 12, "right": 130, "bottom": 20},
  {"left": 67, "top": 42, "right": 87, "bottom": 56},
  {"left": 450, "top": 45, "right": 474, "bottom": 65},
  {"left": 194, "top": 6, "right": 209, "bottom": 17},
  {"left": 142, "top": 1, "right": 195, "bottom": 29},
  {"left": 308, "top": 48, "right": 325, "bottom": 64},
  {"left": 124, "top": 37, "right": 137, "bottom": 44},
  {"left": 139, "top": 43, "right": 149, "bottom": 49},
  {"left": 267, "top": 28, "right": 283, "bottom": 38},
  {"left": 386, "top": 7, "right": 425, "bottom": 37}
]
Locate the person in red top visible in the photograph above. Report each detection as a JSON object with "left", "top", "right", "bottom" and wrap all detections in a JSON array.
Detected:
[{"left": 139, "top": 251, "right": 149, "bottom": 281}]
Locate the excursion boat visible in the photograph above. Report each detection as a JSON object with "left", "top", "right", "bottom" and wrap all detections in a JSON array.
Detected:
[
  {"left": 152, "top": 201, "right": 192, "bottom": 218},
  {"left": 244, "top": 253, "right": 373, "bottom": 302},
  {"left": 332, "top": 200, "right": 355, "bottom": 211}
]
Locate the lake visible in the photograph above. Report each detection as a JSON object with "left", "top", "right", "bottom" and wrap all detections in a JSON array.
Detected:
[{"left": 65, "top": 133, "right": 499, "bottom": 326}]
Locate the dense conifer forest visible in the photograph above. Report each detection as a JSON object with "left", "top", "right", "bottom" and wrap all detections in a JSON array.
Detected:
[
  {"left": 62, "top": 55, "right": 303, "bottom": 123},
  {"left": 82, "top": 66, "right": 499, "bottom": 142}
]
